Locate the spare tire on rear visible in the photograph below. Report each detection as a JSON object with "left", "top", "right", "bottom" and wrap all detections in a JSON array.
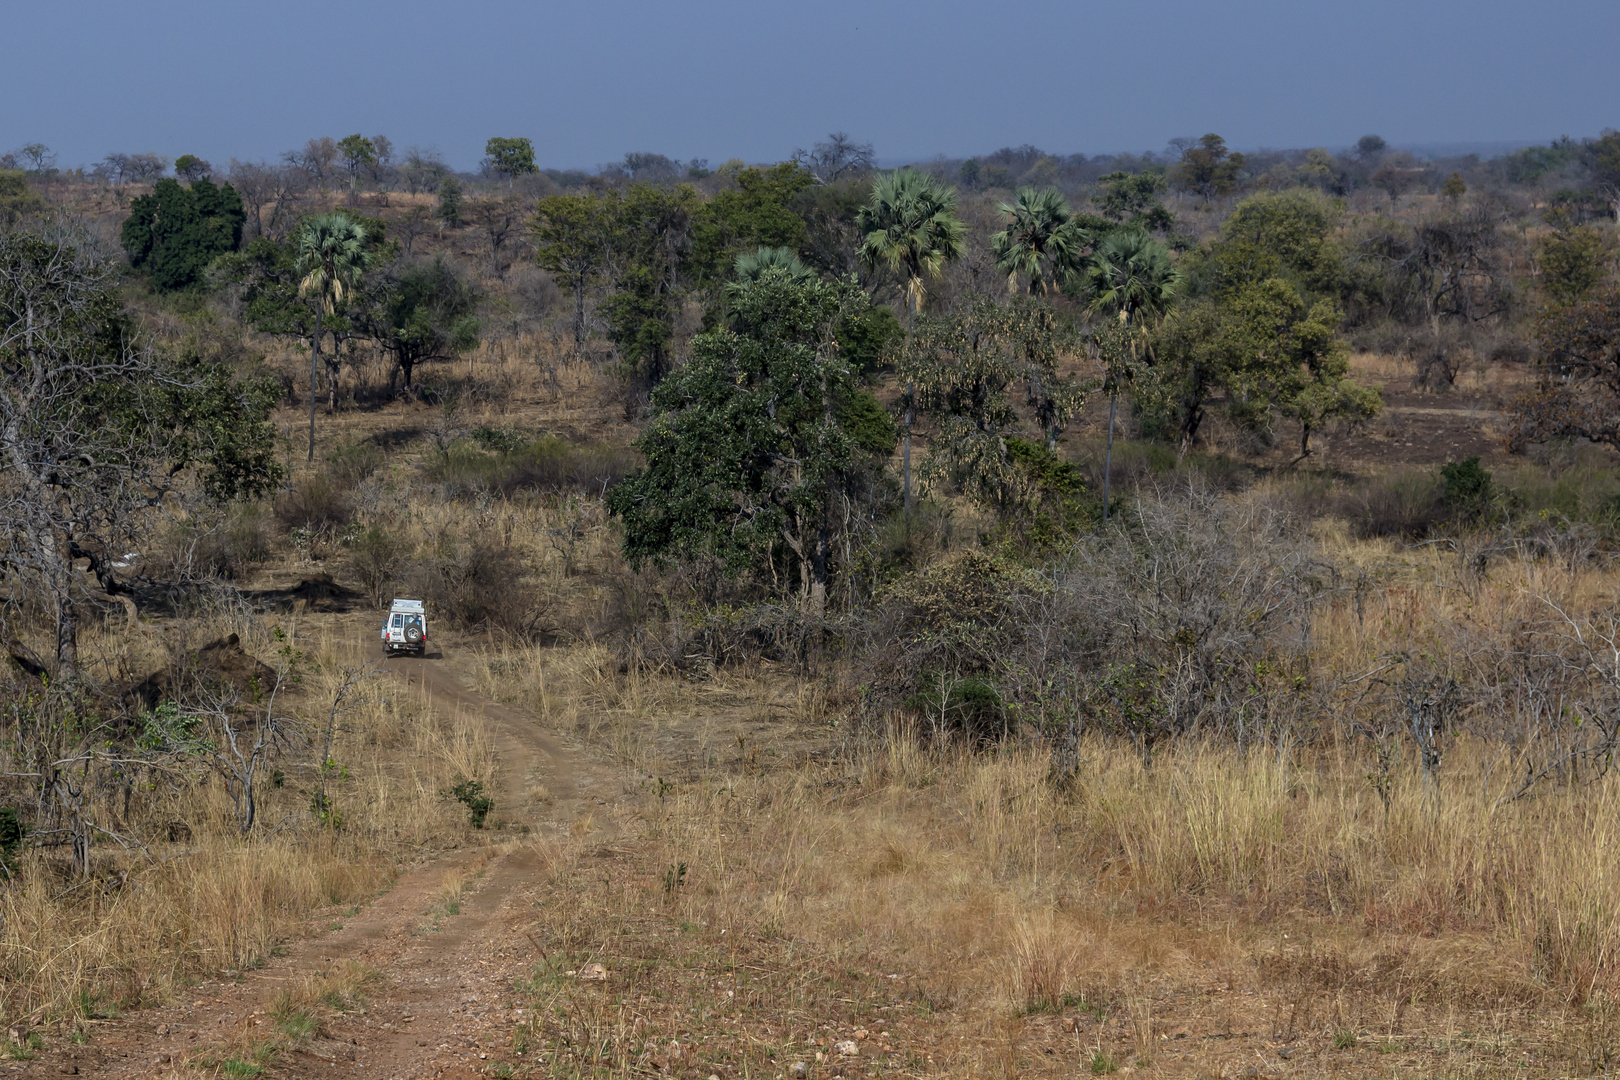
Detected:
[{"left": 405, "top": 624, "right": 423, "bottom": 644}]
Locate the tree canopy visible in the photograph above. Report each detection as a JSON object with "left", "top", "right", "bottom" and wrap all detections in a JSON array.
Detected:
[
  {"left": 0, "top": 228, "right": 280, "bottom": 675},
  {"left": 120, "top": 177, "right": 246, "bottom": 291},
  {"left": 607, "top": 270, "right": 892, "bottom": 610}
]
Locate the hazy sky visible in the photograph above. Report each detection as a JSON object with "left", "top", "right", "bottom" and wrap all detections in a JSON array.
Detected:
[{"left": 6, "top": 0, "right": 1616, "bottom": 171}]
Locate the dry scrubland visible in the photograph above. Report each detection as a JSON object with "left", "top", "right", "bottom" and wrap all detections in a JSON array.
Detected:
[
  {"left": 6, "top": 333, "right": 1620, "bottom": 1077},
  {"left": 9, "top": 154, "right": 1620, "bottom": 1076}
]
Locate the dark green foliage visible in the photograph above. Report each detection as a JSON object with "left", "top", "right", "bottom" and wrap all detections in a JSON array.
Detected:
[
  {"left": 367, "top": 258, "right": 480, "bottom": 388},
  {"left": 1500, "top": 138, "right": 1580, "bottom": 184},
  {"left": 160, "top": 351, "right": 286, "bottom": 501},
  {"left": 602, "top": 263, "right": 675, "bottom": 383},
  {"left": 484, "top": 137, "right": 537, "bottom": 179},
  {"left": 838, "top": 390, "right": 899, "bottom": 456},
  {"left": 437, "top": 177, "right": 463, "bottom": 226},
  {"left": 1441, "top": 456, "right": 1493, "bottom": 511},
  {"left": 999, "top": 437, "right": 1095, "bottom": 552},
  {"left": 1096, "top": 170, "right": 1175, "bottom": 234},
  {"left": 446, "top": 779, "right": 495, "bottom": 828},
  {"left": 121, "top": 178, "right": 245, "bottom": 291},
  {"left": 607, "top": 270, "right": 885, "bottom": 604},
  {"left": 689, "top": 163, "right": 815, "bottom": 283},
  {"left": 837, "top": 302, "right": 903, "bottom": 373},
  {"left": 0, "top": 806, "right": 24, "bottom": 871}
]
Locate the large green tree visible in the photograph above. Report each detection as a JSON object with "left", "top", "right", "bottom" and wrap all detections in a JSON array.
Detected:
[
  {"left": 606, "top": 270, "right": 891, "bottom": 613},
  {"left": 1147, "top": 279, "right": 1378, "bottom": 458},
  {"left": 0, "top": 228, "right": 280, "bottom": 677},
  {"left": 120, "top": 177, "right": 246, "bottom": 291},
  {"left": 365, "top": 258, "right": 481, "bottom": 389},
  {"left": 902, "top": 298, "right": 1089, "bottom": 522},
  {"left": 857, "top": 168, "right": 966, "bottom": 511},
  {"left": 688, "top": 163, "right": 816, "bottom": 284},
  {"left": 1169, "top": 134, "right": 1246, "bottom": 202},
  {"left": 532, "top": 192, "right": 615, "bottom": 354},
  {"left": 601, "top": 184, "right": 702, "bottom": 384},
  {"left": 484, "top": 137, "right": 538, "bottom": 187}
]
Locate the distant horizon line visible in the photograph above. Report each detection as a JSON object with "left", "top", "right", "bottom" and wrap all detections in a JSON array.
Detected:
[{"left": 15, "top": 134, "right": 1567, "bottom": 178}]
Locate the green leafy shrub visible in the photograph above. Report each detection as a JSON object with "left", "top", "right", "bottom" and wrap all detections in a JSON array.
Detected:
[
  {"left": 1441, "top": 456, "right": 1493, "bottom": 511},
  {"left": 445, "top": 779, "right": 494, "bottom": 828}
]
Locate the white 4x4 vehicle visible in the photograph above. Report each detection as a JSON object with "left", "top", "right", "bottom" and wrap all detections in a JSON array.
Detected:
[{"left": 382, "top": 598, "right": 428, "bottom": 655}]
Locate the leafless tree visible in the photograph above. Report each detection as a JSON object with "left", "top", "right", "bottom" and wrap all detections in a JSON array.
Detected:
[
  {"left": 187, "top": 662, "right": 303, "bottom": 833},
  {"left": 470, "top": 197, "right": 523, "bottom": 278},
  {"left": 795, "top": 132, "right": 875, "bottom": 183},
  {"left": 122, "top": 153, "right": 167, "bottom": 185},
  {"left": 227, "top": 160, "right": 284, "bottom": 240},
  {"left": 285, "top": 137, "right": 338, "bottom": 188},
  {"left": 399, "top": 147, "right": 450, "bottom": 195},
  {"left": 396, "top": 204, "right": 432, "bottom": 258},
  {"left": 369, "top": 134, "right": 395, "bottom": 190}
]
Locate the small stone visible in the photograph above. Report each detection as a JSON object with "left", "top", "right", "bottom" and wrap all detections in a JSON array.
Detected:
[
  {"left": 789, "top": 1061, "right": 809, "bottom": 1078},
  {"left": 815, "top": 1051, "right": 825, "bottom": 1063},
  {"left": 1278, "top": 1046, "right": 1295, "bottom": 1060},
  {"left": 854, "top": 1029, "right": 869, "bottom": 1041},
  {"left": 834, "top": 1040, "right": 860, "bottom": 1057}
]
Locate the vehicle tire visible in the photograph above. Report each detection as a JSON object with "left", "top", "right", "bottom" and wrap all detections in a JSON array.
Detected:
[{"left": 405, "top": 624, "right": 423, "bottom": 645}]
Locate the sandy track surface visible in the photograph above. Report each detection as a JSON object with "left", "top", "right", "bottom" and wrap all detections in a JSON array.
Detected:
[{"left": 18, "top": 647, "right": 619, "bottom": 1080}]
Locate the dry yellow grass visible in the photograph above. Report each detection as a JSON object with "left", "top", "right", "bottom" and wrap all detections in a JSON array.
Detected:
[{"left": 0, "top": 618, "right": 496, "bottom": 1024}]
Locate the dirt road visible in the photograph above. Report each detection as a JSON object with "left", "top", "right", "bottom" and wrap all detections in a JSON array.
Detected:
[{"left": 22, "top": 647, "right": 618, "bottom": 1080}]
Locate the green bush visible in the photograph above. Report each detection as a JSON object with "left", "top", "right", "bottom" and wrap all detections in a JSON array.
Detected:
[
  {"left": 1440, "top": 456, "right": 1493, "bottom": 511},
  {"left": 445, "top": 779, "right": 494, "bottom": 828}
]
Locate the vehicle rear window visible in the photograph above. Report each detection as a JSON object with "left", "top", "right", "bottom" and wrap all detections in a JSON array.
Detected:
[{"left": 391, "top": 615, "right": 402, "bottom": 627}]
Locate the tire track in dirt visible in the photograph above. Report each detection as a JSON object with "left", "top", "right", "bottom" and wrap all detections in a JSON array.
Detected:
[{"left": 37, "top": 644, "right": 620, "bottom": 1080}]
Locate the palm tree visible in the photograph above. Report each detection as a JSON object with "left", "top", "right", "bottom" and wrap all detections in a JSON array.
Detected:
[
  {"left": 732, "top": 245, "right": 816, "bottom": 285},
  {"left": 990, "top": 186, "right": 1080, "bottom": 295},
  {"left": 1082, "top": 229, "right": 1181, "bottom": 520},
  {"left": 856, "top": 169, "right": 966, "bottom": 511},
  {"left": 295, "top": 213, "right": 371, "bottom": 461}
]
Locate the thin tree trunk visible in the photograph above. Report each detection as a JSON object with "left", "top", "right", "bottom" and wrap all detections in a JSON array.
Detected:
[
  {"left": 1101, "top": 392, "right": 1117, "bottom": 522},
  {"left": 574, "top": 278, "right": 586, "bottom": 356},
  {"left": 903, "top": 392, "right": 913, "bottom": 515},
  {"left": 903, "top": 288, "right": 917, "bottom": 514},
  {"left": 308, "top": 308, "right": 322, "bottom": 462}
]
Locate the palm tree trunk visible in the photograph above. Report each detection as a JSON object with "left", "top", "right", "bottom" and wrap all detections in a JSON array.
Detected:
[
  {"left": 1101, "top": 392, "right": 1117, "bottom": 522},
  {"left": 903, "top": 284, "right": 917, "bottom": 514},
  {"left": 308, "top": 308, "right": 322, "bottom": 462}
]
